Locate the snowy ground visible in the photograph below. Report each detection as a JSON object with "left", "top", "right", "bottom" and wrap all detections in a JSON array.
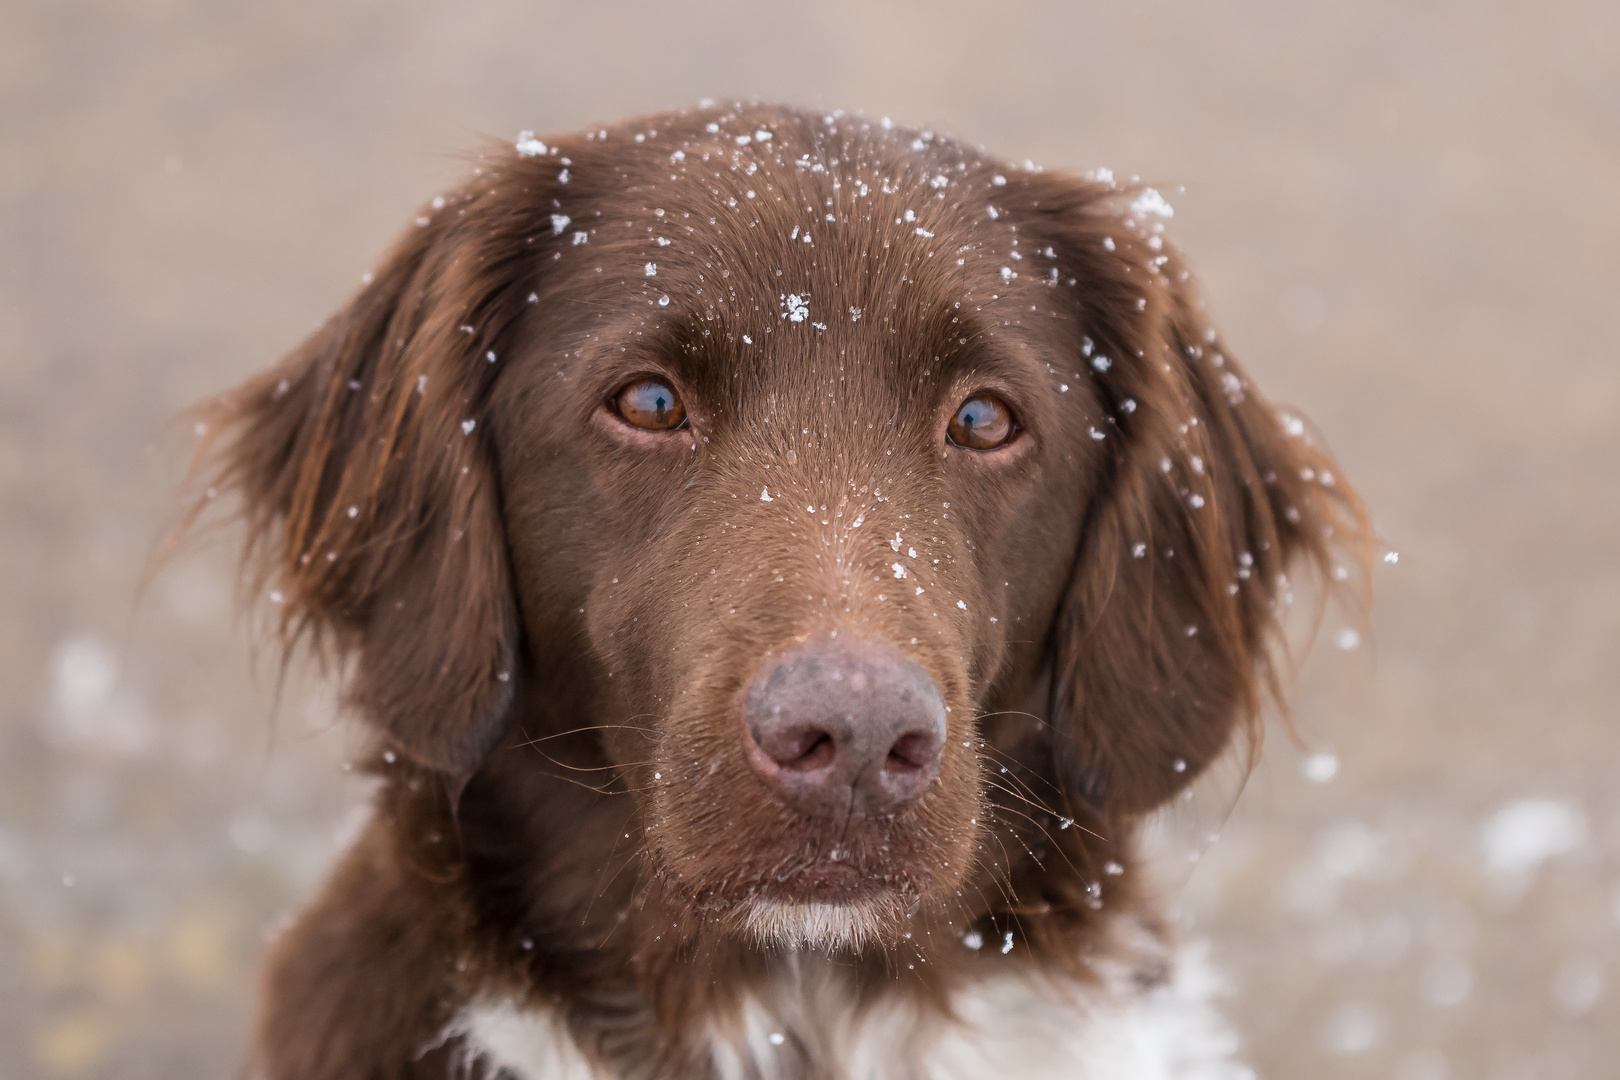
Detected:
[{"left": 2, "top": 1, "right": 1617, "bottom": 1077}]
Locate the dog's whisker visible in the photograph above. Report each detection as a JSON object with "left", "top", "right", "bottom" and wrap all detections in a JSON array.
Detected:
[
  {"left": 580, "top": 807, "right": 646, "bottom": 928},
  {"left": 514, "top": 734, "right": 655, "bottom": 779},
  {"left": 975, "top": 752, "right": 1062, "bottom": 815},
  {"left": 985, "top": 801, "right": 1101, "bottom": 884},
  {"left": 512, "top": 720, "right": 660, "bottom": 746},
  {"left": 978, "top": 782, "right": 1088, "bottom": 872},
  {"left": 981, "top": 773, "right": 1058, "bottom": 820}
]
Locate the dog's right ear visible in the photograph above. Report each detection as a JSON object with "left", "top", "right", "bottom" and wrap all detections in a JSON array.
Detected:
[{"left": 190, "top": 165, "right": 551, "bottom": 779}]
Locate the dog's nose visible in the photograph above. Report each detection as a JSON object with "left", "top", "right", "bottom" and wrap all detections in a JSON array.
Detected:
[{"left": 744, "top": 642, "right": 947, "bottom": 817}]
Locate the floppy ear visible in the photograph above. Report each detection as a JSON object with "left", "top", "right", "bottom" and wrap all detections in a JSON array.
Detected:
[
  {"left": 192, "top": 166, "right": 547, "bottom": 778},
  {"left": 1034, "top": 179, "right": 1369, "bottom": 819}
]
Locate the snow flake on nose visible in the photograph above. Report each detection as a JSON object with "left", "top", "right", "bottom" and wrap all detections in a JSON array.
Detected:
[
  {"left": 514, "top": 131, "right": 547, "bottom": 156},
  {"left": 644, "top": 262, "right": 658, "bottom": 277},
  {"left": 892, "top": 563, "right": 907, "bottom": 579},
  {"left": 760, "top": 487, "right": 773, "bottom": 502},
  {"left": 782, "top": 294, "right": 810, "bottom": 322},
  {"left": 549, "top": 213, "right": 570, "bottom": 234}
]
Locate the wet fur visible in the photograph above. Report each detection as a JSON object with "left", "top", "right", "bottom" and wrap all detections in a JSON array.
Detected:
[{"left": 188, "top": 103, "right": 1366, "bottom": 1078}]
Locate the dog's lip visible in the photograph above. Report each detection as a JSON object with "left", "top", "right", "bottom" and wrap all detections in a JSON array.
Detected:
[
  {"left": 696, "top": 852, "right": 887, "bottom": 904},
  {"left": 765, "top": 860, "right": 872, "bottom": 902}
]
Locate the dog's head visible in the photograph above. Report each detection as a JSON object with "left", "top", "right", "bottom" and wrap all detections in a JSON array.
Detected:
[{"left": 199, "top": 105, "right": 1362, "bottom": 954}]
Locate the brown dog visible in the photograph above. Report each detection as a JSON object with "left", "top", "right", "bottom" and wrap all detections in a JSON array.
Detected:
[{"left": 193, "top": 103, "right": 1364, "bottom": 1079}]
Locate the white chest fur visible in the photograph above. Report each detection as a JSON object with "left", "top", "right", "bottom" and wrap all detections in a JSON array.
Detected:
[{"left": 449, "top": 942, "right": 1253, "bottom": 1080}]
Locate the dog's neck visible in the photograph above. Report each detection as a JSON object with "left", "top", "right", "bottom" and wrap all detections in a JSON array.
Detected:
[{"left": 447, "top": 926, "right": 1249, "bottom": 1080}]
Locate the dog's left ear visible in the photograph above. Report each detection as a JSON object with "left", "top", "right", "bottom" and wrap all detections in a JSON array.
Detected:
[
  {"left": 187, "top": 155, "right": 555, "bottom": 779},
  {"left": 1029, "top": 177, "right": 1369, "bottom": 819}
]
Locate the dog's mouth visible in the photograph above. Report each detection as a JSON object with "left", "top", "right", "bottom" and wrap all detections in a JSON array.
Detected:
[
  {"left": 684, "top": 830, "right": 909, "bottom": 907},
  {"left": 647, "top": 770, "right": 972, "bottom": 955},
  {"left": 784, "top": 858, "right": 866, "bottom": 895},
  {"left": 640, "top": 635, "right": 981, "bottom": 949},
  {"left": 714, "top": 848, "right": 924, "bottom": 951}
]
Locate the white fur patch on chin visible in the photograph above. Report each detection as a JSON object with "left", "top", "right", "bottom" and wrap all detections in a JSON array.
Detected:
[{"left": 741, "top": 898, "right": 888, "bottom": 952}]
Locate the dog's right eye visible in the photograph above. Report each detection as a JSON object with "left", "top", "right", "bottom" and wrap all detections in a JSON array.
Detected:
[
  {"left": 947, "top": 393, "right": 1016, "bottom": 451},
  {"left": 613, "top": 378, "right": 688, "bottom": 431}
]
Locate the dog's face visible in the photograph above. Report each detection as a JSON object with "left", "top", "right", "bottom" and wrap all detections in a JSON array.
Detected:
[
  {"left": 489, "top": 124, "right": 1106, "bottom": 944},
  {"left": 204, "top": 105, "right": 1358, "bottom": 954}
]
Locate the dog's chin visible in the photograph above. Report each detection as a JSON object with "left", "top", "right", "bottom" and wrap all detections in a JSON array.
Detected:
[{"left": 740, "top": 894, "right": 908, "bottom": 953}]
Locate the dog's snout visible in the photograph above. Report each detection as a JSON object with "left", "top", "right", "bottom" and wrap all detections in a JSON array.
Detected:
[{"left": 744, "top": 643, "right": 946, "bottom": 817}]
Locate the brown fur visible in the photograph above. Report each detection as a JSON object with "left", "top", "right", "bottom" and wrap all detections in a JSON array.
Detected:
[{"left": 186, "top": 103, "right": 1366, "bottom": 1078}]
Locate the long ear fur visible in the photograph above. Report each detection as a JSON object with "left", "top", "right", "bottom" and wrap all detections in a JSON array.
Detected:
[
  {"left": 188, "top": 159, "right": 550, "bottom": 777},
  {"left": 1033, "top": 178, "right": 1370, "bottom": 819}
]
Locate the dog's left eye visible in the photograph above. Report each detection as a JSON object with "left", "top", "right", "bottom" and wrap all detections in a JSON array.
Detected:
[
  {"left": 947, "top": 393, "right": 1016, "bottom": 450},
  {"left": 613, "top": 378, "right": 688, "bottom": 431}
]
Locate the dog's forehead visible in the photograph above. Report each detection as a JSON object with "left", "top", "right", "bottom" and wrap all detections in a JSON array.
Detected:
[{"left": 539, "top": 108, "right": 1052, "bottom": 390}]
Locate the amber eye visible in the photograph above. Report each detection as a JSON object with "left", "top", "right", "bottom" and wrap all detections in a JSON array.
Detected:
[
  {"left": 947, "top": 393, "right": 1016, "bottom": 450},
  {"left": 613, "top": 378, "right": 687, "bottom": 431}
]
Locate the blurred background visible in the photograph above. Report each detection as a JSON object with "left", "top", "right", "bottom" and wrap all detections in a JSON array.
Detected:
[{"left": 3, "top": 1, "right": 1617, "bottom": 1076}]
